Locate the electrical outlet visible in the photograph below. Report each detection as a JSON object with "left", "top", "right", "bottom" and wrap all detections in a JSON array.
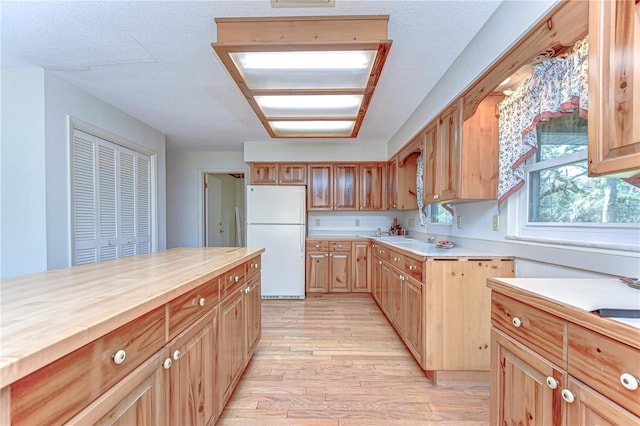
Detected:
[
  {"left": 408, "top": 218, "right": 415, "bottom": 227},
  {"left": 492, "top": 215, "right": 500, "bottom": 231},
  {"left": 355, "top": 219, "right": 360, "bottom": 227},
  {"left": 456, "top": 216, "right": 462, "bottom": 228},
  {"left": 315, "top": 218, "right": 320, "bottom": 226}
]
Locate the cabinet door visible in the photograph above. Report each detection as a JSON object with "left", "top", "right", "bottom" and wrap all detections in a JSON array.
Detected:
[
  {"left": 438, "top": 101, "right": 462, "bottom": 201},
  {"left": 387, "top": 158, "right": 397, "bottom": 210},
  {"left": 329, "top": 251, "right": 352, "bottom": 292},
  {"left": 422, "top": 122, "right": 439, "bottom": 202},
  {"left": 490, "top": 328, "right": 564, "bottom": 426},
  {"left": 564, "top": 376, "right": 640, "bottom": 426},
  {"left": 251, "top": 163, "right": 278, "bottom": 185},
  {"left": 245, "top": 276, "right": 261, "bottom": 358},
  {"left": 217, "top": 290, "right": 246, "bottom": 409},
  {"left": 66, "top": 350, "right": 166, "bottom": 426},
  {"left": 333, "top": 164, "right": 358, "bottom": 210},
  {"left": 169, "top": 308, "right": 216, "bottom": 426},
  {"left": 390, "top": 271, "right": 403, "bottom": 331},
  {"left": 359, "top": 163, "right": 386, "bottom": 210},
  {"left": 278, "top": 164, "right": 307, "bottom": 185},
  {"left": 305, "top": 251, "right": 329, "bottom": 293},
  {"left": 402, "top": 277, "right": 423, "bottom": 367},
  {"left": 588, "top": 0, "right": 640, "bottom": 177},
  {"left": 372, "top": 255, "right": 382, "bottom": 304},
  {"left": 308, "top": 165, "right": 333, "bottom": 210},
  {"left": 352, "top": 242, "right": 369, "bottom": 292},
  {"left": 380, "top": 261, "right": 391, "bottom": 317}
]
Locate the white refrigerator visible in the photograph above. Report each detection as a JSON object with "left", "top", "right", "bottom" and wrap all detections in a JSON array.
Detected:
[{"left": 246, "top": 185, "right": 306, "bottom": 299}]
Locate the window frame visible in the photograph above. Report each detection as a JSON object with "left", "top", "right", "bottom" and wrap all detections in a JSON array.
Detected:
[{"left": 508, "top": 153, "right": 639, "bottom": 251}]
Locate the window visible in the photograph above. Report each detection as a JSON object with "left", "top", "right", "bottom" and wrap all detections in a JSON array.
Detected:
[
  {"left": 527, "top": 112, "right": 640, "bottom": 224},
  {"left": 514, "top": 111, "right": 640, "bottom": 249},
  {"left": 71, "top": 129, "right": 152, "bottom": 265},
  {"left": 429, "top": 204, "right": 453, "bottom": 224}
]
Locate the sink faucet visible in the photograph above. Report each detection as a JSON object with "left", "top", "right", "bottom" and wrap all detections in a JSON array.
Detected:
[{"left": 376, "top": 228, "right": 382, "bottom": 238}]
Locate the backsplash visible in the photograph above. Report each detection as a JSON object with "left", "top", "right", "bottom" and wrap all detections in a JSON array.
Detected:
[{"left": 307, "top": 211, "right": 396, "bottom": 237}]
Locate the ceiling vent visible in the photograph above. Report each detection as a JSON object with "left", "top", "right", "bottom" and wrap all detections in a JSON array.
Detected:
[
  {"left": 211, "top": 16, "right": 392, "bottom": 138},
  {"left": 271, "top": 0, "right": 335, "bottom": 8}
]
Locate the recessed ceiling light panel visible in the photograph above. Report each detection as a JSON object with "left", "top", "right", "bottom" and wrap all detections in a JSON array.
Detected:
[
  {"left": 269, "top": 120, "right": 355, "bottom": 137},
  {"left": 255, "top": 94, "right": 363, "bottom": 118}
]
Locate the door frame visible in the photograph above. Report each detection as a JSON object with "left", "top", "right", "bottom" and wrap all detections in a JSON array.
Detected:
[{"left": 198, "top": 168, "right": 248, "bottom": 248}]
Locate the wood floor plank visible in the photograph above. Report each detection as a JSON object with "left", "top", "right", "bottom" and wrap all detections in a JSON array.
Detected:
[{"left": 217, "top": 297, "right": 489, "bottom": 425}]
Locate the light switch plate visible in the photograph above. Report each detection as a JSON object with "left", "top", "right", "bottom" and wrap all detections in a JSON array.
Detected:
[
  {"left": 456, "top": 216, "right": 462, "bottom": 228},
  {"left": 355, "top": 219, "right": 360, "bottom": 227},
  {"left": 492, "top": 215, "right": 499, "bottom": 231},
  {"left": 315, "top": 218, "right": 320, "bottom": 226},
  {"left": 408, "top": 218, "right": 415, "bottom": 227}
]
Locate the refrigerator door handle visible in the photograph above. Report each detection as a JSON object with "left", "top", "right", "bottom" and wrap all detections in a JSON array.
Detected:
[{"left": 300, "top": 226, "right": 304, "bottom": 254}]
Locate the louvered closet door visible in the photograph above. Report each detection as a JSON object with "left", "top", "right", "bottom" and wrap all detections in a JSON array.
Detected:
[
  {"left": 71, "top": 128, "right": 152, "bottom": 265},
  {"left": 72, "top": 131, "right": 98, "bottom": 265}
]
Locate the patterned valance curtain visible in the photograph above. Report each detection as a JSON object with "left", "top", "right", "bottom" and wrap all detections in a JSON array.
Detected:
[{"left": 498, "top": 37, "right": 589, "bottom": 205}]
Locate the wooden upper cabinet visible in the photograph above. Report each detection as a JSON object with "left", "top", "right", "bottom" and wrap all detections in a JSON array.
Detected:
[
  {"left": 438, "top": 100, "right": 463, "bottom": 201},
  {"left": 308, "top": 164, "right": 333, "bottom": 210},
  {"left": 333, "top": 164, "right": 358, "bottom": 210},
  {"left": 387, "top": 158, "right": 398, "bottom": 209},
  {"left": 422, "top": 122, "right": 439, "bottom": 203},
  {"left": 588, "top": 0, "right": 640, "bottom": 177},
  {"left": 250, "top": 163, "right": 277, "bottom": 185},
  {"left": 396, "top": 133, "right": 422, "bottom": 210},
  {"left": 359, "top": 163, "right": 386, "bottom": 210},
  {"left": 278, "top": 163, "right": 307, "bottom": 185}
]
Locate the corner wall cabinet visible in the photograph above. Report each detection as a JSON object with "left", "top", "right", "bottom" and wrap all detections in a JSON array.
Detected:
[
  {"left": 1, "top": 248, "right": 263, "bottom": 426},
  {"left": 488, "top": 280, "right": 640, "bottom": 425},
  {"left": 588, "top": 0, "right": 640, "bottom": 177}
]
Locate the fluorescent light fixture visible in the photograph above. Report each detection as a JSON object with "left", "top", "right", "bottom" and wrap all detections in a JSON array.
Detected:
[
  {"left": 212, "top": 16, "right": 392, "bottom": 138},
  {"left": 270, "top": 120, "right": 355, "bottom": 136},
  {"left": 232, "top": 51, "right": 375, "bottom": 70}
]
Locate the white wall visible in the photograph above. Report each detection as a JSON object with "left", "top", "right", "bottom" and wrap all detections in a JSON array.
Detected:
[
  {"left": 244, "top": 141, "right": 387, "bottom": 162},
  {"left": 1, "top": 69, "right": 48, "bottom": 278},
  {"left": 166, "top": 151, "right": 248, "bottom": 248},
  {"left": 0, "top": 68, "right": 167, "bottom": 278}
]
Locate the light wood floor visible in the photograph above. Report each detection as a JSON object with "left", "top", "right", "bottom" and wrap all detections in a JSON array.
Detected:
[{"left": 217, "top": 296, "right": 489, "bottom": 425}]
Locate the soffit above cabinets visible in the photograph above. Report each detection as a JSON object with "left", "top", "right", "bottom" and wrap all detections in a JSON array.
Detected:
[{"left": 211, "top": 15, "right": 392, "bottom": 139}]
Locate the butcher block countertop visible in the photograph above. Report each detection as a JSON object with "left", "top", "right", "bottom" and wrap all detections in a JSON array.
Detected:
[
  {"left": 0, "top": 247, "right": 264, "bottom": 387},
  {"left": 487, "top": 277, "right": 640, "bottom": 349}
]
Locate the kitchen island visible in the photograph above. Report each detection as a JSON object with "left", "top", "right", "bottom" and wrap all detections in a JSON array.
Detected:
[{"left": 0, "top": 247, "right": 263, "bottom": 425}]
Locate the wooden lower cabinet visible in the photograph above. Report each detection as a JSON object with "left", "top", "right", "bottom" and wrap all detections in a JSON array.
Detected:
[
  {"left": 168, "top": 307, "right": 217, "bottom": 426},
  {"left": 217, "top": 286, "right": 247, "bottom": 410},
  {"left": 352, "top": 241, "right": 369, "bottom": 292},
  {"left": 490, "top": 328, "right": 563, "bottom": 426},
  {"left": 489, "top": 282, "right": 640, "bottom": 426},
  {"left": 67, "top": 349, "right": 167, "bottom": 425},
  {"left": 245, "top": 276, "right": 262, "bottom": 357},
  {"left": 565, "top": 376, "right": 640, "bottom": 426},
  {"left": 402, "top": 276, "right": 423, "bottom": 365},
  {"left": 305, "top": 239, "right": 356, "bottom": 294}
]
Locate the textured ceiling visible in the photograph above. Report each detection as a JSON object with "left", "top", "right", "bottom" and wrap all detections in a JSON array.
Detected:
[{"left": 1, "top": 0, "right": 502, "bottom": 152}]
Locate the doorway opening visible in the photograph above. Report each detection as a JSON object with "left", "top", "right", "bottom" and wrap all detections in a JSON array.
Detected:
[{"left": 203, "top": 172, "right": 245, "bottom": 247}]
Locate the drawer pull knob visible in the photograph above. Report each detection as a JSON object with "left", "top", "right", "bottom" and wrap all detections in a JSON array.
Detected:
[
  {"left": 172, "top": 350, "right": 181, "bottom": 361},
  {"left": 512, "top": 317, "right": 522, "bottom": 328},
  {"left": 235, "top": 275, "right": 239, "bottom": 282},
  {"left": 163, "top": 358, "right": 172, "bottom": 369},
  {"left": 545, "top": 377, "right": 558, "bottom": 389},
  {"left": 112, "top": 349, "right": 127, "bottom": 365},
  {"left": 409, "top": 265, "right": 415, "bottom": 270},
  {"left": 378, "top": 260, "right": 383, "bottom": 265},
  {"left": 620, "top": 373, "right": 639, "bottom": 391},
  {"left": 198, "top": 297, "right": 205, "bottom": 307},
  {"left": 245, "top": 287, "right": 250, "bottom": 294},
  {"left": 561, "top": 389, "right": 575, "bottom": 403}
]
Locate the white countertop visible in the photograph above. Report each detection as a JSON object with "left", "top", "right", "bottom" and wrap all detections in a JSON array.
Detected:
[
  {"left": 490, "top": 278, "right": 640, "bottom": 329},
  {"left": 368, "top": 237, "right": 512, "bottom": 258}
]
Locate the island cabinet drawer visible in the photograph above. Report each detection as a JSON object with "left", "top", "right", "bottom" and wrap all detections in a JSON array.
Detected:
[
  {"left": 10, "top": 306, "right": 165, "bottom": 426},
  {"left": 329, "top": 240, "right": 352, "bottom": 252},
  {"left": 568, "top": 323, "right": 640, "bottom": 416},
  {"left": 222, "top": 264, "right": 247, "bottom": 297},
  {"left": 306, "top": 240, "right": 329, "bottom": 251},
  {"left": 404, "top": 256, "right": 424, "bottom": 281},
  {"left": 491, "top": 292, "right": 566, "bottom": 368},
  {"left": 247, "top": 255, "right": 261, "bottom": 278},
  {"left": 168, "top": 277, "right": 220, "bottom": 340}
]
